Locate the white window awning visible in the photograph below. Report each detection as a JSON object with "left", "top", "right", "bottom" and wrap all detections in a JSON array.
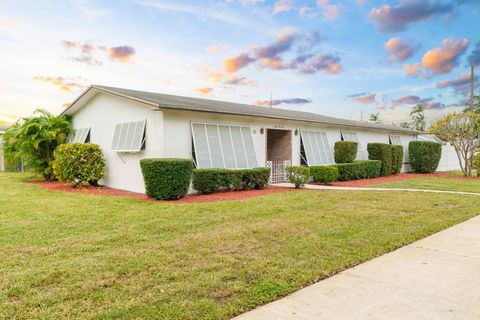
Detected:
[
  {"left": 112, "top": 120, "right": 146, "bottom": 152},
  {"left": 66, "top": 127, "right": 90, "bottom": 144},
  {"left": 191, "top": 122, "right": 258, "bottom": 169},
  {"left": 300, "top": 130, "right": 334, "bottom": 166},
  {"left": 390, "top": 135, "right": 402, "bottom": 145},
  {"left": 341, "top": 130, "right": 362, "bottom": 159}
]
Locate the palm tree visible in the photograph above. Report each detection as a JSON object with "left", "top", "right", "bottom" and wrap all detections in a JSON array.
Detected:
[{"left": 369, "top": 112, "right": 381, "bottom": 123}]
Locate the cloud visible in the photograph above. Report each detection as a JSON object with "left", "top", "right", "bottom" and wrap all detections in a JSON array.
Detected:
[
  {"left": 317, "top": 0, "right": 340, "bottom": 19},
  {"left": 204, "top": 72, "right": 224, "bottom": 83},
  {"left": 254, "top": 97, "right": 312, "bottom": 106},
  {"left": 437, "top": 73, "right": 480, "bottom": 94},
  {"left": 368, "top": 0, "right": 454, "bottom": 33},
  {"left": 391, "top": 95, "right": 433, "bottom": 107},
  {"left": 422, "top": 38, "right": 469, "bottom": 75},
  {"left": 61, "top": 40, "right": 102, "bottom": 65},
  {"left": 0, "top": 19, "right": 15, "bottom": 31},
  {"left": 384, "top": 38, "right": 420, "bottom": 62},
  {"left": 238, "top": 0, "right": 264, "bottom": 4},
  {"left": 33, "top": 76, "right": 87, "bottom": 92},
  {"left": 424, "top": 101, "right": 446, "bottom": 109},
  {"left": 348, "top": 93, "right": 376, "bottom": 104},
  {"left": 223, "top": 75, "right": 258, "bottom": 87},
  {"left": 108, "top": 46, "right": 136, "bottom": 62},
  {"left": 196, "top": 87, "right": 213, "bottom": 95},
  {"left": 468, "top": 40, "right": 480, "bottom": 66},
  {"left": 404, "top": 38, "right": 469, "bottom": 77},
  {"left": 272, "top": 0, "right": 293, "bottom": 14},
  {"left": 223, "top": 29, "right": 342, "bottom": 76},
  {"left": 403, "top": 63, "right": 422, "bottom": 77}
]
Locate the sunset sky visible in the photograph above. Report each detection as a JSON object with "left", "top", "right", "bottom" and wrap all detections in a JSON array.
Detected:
[{"left": 0, "top": 0, "right": 479, "bottom": 125}]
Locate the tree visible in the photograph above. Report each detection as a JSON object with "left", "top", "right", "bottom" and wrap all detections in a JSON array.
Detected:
[
  {"left": 2, "top": 109, "right": 71, "bottom": 180},
  {"left": 369, "top": 112, "right": 381, "bottom": 123},
  {"left": 464, "top": 95, "right": 480, "bottom": 114},
  {"left": 410, "top": 104, "right": 426, "bottom": 131},
  {"left": 398, "top": 121, "right": 412, "bottom": 129},
  {"left": 429, "top": 112, "right": 480, "bottom": 176}
]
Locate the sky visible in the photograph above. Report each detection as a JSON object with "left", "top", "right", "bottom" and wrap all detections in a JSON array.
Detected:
[{"left": 0, "top": 0, "right": 479, "bottom": 126}]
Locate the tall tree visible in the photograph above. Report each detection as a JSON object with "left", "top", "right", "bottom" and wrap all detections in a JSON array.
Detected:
[
  {"left": 410, "top": 104, "right": 426, "bottom": 131},
  {"left": 429, "top": 112, "right": 480, "bottom": 176},
  {"left": 3, "top": 109, "right": 71, "bottom": 180},
  {"left": 369, "top": 112, "right": 381, "bottom": 123}
]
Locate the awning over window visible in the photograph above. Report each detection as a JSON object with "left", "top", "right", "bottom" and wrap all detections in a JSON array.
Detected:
[
  {"left": 191, "top": 122, "right": 258, "bottom": 169},
  {"left": 300, "top": 130, "right": 334, "bottom": 166},
  {"left": 111, "top": 120, "right": 146, "bottom": 152},
  {"left": 66, "top": 127, "right": 90, "bottom": 144},
  {"left": 390, "top": 135, "right": 402, "bottom": 145}
]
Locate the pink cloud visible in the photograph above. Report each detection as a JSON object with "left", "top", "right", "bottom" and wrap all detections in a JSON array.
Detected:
[
  {"left": 384, "top": 38, "right": 419, "bottom": 62},
  {"left": 348, "top": 93, "right": 376, "bottom": 104},
  {"left": 422, "top": 38, "right": 469, "bottom": 75},
  {"left": 108, "top": 45, "right": 136, "bottom": 62}
]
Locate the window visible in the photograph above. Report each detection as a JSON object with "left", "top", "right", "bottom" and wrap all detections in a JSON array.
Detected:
[
  {"left": 390, "top": 135, "right": 402, "bottom": 145},
  {"left": 66, "top": 127, "right": 90, "bottom": 143},
  {"left": 300, "top": 130, "right": 334, "bottom": 166},
  {"left": 191, "top": 122, "right": 258, "bottom": 169},
  {"left": 111, "top": 120, "right": 146, "bottom": 152},
  {"left": 341, "top": 130, "right": 362, "bottom": 159}
]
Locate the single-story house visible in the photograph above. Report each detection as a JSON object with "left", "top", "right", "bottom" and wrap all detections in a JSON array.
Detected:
[{"left": 63, "top": 85, "right": 423, "bottom": 193}]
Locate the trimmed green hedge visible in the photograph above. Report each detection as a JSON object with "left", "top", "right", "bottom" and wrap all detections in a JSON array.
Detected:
[
  {"left": 332, "top": 160, "right": 382, "bottom": 181},
  {"left": 310, "top": 166, "right": 339, "bottom": 184},
  {"left": 391, "top": 145, "right": 404, "bottom": 174},
  {"left": 192, "top": 167, "right": 271, "bottom": 194},
  {"left": 409, "top": 141, "right": 442, "bottom": 173},
  {"left": 334, "top": 141, "right": 358, "bottom": 163},
  {"left": 367, "top": 143, "right": 393, "bottom": 177},
  {"left": 140, "top": 158, "right": 193, "bottom": 200},
  {"left": 285, "top": 166, "right": 310, "bottom": 188},
  {"left": 53, "top": 143, "right": 105, "bottom": 187}
]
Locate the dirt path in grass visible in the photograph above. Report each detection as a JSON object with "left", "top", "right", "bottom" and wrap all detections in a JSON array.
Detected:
[{"left": 28, "top": 180, "right": 291, "bottom": 203}]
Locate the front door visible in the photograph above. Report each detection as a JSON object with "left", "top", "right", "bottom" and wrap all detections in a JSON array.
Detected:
[{"left": 266, "top": 129, "right": 292, "bottom": 183}]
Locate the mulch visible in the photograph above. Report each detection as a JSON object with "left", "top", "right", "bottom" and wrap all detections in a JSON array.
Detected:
[
  {"left": 27, "top": 180, "right": 291, "bottom": 204},
  {"left": 308, "top": 172, "right": 479, "bottom": 188}
]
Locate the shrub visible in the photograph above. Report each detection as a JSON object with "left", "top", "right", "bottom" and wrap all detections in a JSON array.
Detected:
[
  {"left": 192, "top": 167, "right": 271, "bottom": 194},
  {"left": 409, "top": 141, "right": 441, "bottom": 173},
  {"left": 140, "top": 158, "right": 193, "bottom": 200},
  {"left": 473, "top": 153, "right": 480, "bottom": 177},
  {"left": 367, "top": 143, "right": 392, "bottom": 177},
  {"left": 334, "top": 141, "right": 358, "bottom": 163},
  {"left": 53, "top": 143, "right": 105, "bottom": 187},
  {"left": 192, "top": 169, "right": 231, "bottom": 194},
  {"left": 310, "top": 166, "right": 339, "bottom": 184},
  {"left": 333, "top": 160, "right": 381, "bottom": 181},
  {"left": 391, "top": 145, "right": 404, "bottom": 174},
  {"left": 285, "top": 166, "right": 310, "bottom": 188}
]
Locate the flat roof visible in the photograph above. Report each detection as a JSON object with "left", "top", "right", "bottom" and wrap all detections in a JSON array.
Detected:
[{"left": 63, "top": 85, "right": 419, "bottom": 134}]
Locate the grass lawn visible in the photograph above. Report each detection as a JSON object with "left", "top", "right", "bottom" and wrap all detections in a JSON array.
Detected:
[
  {"left": 1, "top": 172, "right": 479, "bottom": 319},
  {"left": 369, "top": 176, "right": 480, "bottom": 193}
]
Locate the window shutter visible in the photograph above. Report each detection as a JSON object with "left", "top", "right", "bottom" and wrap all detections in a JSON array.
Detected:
[{"left": 300, "top": 130, "right": 333, "bottom": 166}]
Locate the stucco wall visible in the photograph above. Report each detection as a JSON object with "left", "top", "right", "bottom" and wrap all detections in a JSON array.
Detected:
[
  {"left": 71, "top": 93, "right": 419, "bottom": 193},
  {"left": 71, "top": 93, "right": 164, "bottom": 193}
]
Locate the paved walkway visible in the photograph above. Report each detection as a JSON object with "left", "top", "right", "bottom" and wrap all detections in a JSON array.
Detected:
[
  {"left": 274, "top": 182, "right": 480, "bottom": 196},
  {"left": 234, "top": 215, "right": 480, "bottom": 320}
]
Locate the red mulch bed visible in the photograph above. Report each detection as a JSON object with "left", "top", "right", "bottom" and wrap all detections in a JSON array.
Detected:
[
  {"left": 308, "top": 172, "right": 479, "bottom": 188},
  {"left": 27, "top": 180, "right": 290, "bottom": 203}
]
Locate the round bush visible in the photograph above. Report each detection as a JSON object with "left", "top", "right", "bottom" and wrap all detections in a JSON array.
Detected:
[
  {"left": 310, "top": 166, "right": 339, "bottom": 185},
  {"left": 285, "top": 166, "right": 310, "bottom": 188},
  {"left": 409, "top": 141, "right": 441, "bottom": 173},
  {"left": 53, "top": 143, "right": 105, "bottom": 187},
  {"left": 140, "top": 158, "right": 193, "bottom": 200},
  {"left": 334, "top": 141, "right": 358, "bottom": 164}
]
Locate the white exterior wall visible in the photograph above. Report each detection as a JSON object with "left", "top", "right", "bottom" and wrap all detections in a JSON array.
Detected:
[
  {"left": 71, "top": 93, "right": 164, "bottom": 193},
  {"left": 70, "top": 93, "right": 419, "bottom": 193},
  {"left": 437, "top": 143, "right": 462, "bottom": 172}
]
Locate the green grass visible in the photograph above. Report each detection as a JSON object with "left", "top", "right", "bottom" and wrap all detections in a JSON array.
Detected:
[
  {"left": 1, "top": 172, "right": 479, "bottom": 319},
  {"left": 369, "top": 176, "right": 480, "bottom": 193}
]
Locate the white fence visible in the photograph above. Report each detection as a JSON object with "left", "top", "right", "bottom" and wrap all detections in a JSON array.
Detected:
[{"left": 266, "top": 160, "right": 291, "bottom": 183}]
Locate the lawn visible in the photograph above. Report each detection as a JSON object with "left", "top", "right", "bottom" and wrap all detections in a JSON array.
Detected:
[
  {"left": 368, "top": 176, "right": 480, "bottom": 193},
  {"left": 1, "top": 172, "right": 479, "bottom": 319}
]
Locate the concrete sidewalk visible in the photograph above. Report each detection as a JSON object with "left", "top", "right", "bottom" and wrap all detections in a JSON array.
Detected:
[
  {"left": 234, "top": 215, "right": 480, "bottom": 320},
  {"left": 274, "top": 182, "right": 480, "bottom": 196}
]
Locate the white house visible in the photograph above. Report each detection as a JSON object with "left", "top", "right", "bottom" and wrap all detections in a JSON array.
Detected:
[{"left": 63, "top": 85, "right": 423, "bottom": 193}]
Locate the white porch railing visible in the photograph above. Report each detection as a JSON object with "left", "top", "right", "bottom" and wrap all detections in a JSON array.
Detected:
[{"left": 266, "top": 160, "right": 291, "bottom": 183}]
